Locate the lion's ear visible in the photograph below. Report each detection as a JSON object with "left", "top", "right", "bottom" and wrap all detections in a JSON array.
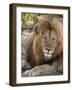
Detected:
[{"left": 33, "top": 24, "right": 38, "bottom": 35}]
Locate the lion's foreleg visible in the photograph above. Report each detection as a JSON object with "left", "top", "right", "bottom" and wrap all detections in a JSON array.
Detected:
[{"left": 22, "top": 62, "right": 58, "bottom": 77}]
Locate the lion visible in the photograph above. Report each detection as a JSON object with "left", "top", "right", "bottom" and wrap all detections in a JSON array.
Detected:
[{"left": 22, "top": 15, "right": 63, "bottom": 76}]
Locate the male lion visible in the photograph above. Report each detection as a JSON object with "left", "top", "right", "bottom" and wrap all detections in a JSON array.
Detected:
[{"left": 22, "top": 15, "right": 63, "bottom": 76}]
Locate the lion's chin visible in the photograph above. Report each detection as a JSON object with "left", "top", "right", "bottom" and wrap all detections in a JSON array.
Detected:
[{"left": 44, "top": 53, "right": 52, "bottom": 61}]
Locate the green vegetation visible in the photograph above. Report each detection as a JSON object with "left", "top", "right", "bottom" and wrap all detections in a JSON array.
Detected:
[{"left": 21, "top": 13, "right": 39, "bottom": 24}]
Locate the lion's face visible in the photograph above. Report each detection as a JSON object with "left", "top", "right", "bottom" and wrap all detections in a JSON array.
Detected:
[{"left": 41, "top": 30, "right": 58, "bottom": 60}]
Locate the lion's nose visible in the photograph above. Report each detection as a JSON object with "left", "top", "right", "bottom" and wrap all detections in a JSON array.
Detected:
[{"left": 46, "top": 48, "right": 51, "bottom": 52}]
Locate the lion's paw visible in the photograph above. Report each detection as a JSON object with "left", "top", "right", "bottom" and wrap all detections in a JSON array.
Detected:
[
  {"left": 22, "top": 70, "right": 32, "bottom": 77},
  {"left": 22, "top": 66, "right": 42, "bottom": 77}
]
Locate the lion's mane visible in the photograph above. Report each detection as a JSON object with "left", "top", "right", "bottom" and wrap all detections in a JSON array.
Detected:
[{"left": 26, "top": 15, "right": 63, "bottom": 67}]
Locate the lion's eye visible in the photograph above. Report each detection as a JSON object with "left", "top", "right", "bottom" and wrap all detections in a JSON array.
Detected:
[
  {"left": 44, "top": 37, "right": 47, "bottom": 40},
  {"left": 52, "top": 38, "right": 55, "bottom": 41}
]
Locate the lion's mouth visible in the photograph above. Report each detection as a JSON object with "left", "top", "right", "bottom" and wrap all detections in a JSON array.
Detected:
[
  {"left": 43, "top": 49, "right": 54, "bottom": 60},
  {"left": 44, "top": 53, "right": 52, "bottom": 60}
]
